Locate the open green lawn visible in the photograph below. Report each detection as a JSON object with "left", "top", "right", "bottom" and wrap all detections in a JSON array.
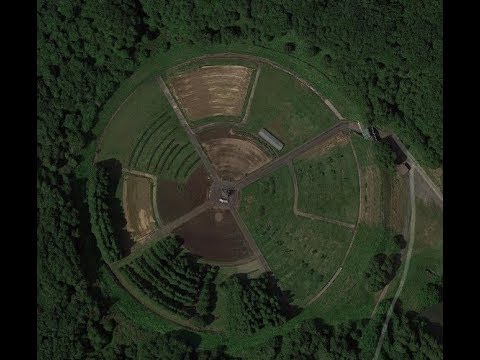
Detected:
[
  {"left": 240, "top": 166, "right": 352, "bottom": 305},
  {"left": 97, "top": 76, "right": 199, "bottom": 181},
  {"left": 399, "top": 197, "right": 443, "bottom": 312},
  {"left": 243, "top": 65, "right": 338, "bottom": 152},
  {"left": 303, "top": 224, "right": 399, "bottom": 324},
  {"left": 294, "top": 140, "right": 359, "bottom": 224}
]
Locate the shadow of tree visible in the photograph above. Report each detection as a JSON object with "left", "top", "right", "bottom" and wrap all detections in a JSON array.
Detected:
[{"left": 97, "top": 159, "right": 134, "bottom": 256}]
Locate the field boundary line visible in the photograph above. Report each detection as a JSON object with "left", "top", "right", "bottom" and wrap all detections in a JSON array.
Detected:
[
  {"left": 156, "top": 75, "right": 221, "bottom": 182},
  {"left": 230, "top": 207, "right": 271, "bottom": 273},
  {"left": 306, "top": 267, "right": 343, "bottom": 306},
  {"left": 240, "top": 66, "right": 261, "bottom": 124},
  {"left": 339, "top": 138, "right": 363, "bottom": 266},
  {"left": 94, "top": 85, "right": 142, "bottom": 163},
  {"left": 288, "top": 162, "right": 355, "bottom": 230},
  {"left": 373, "top": 167, "right": 417, "bottom": 360}
]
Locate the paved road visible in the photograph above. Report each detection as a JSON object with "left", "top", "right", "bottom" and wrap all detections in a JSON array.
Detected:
[
  {"left": 373, "top": 167, "right": 417, "bottom": 360},
  {"left": 156, "top": 76, "right": 221, "bottom": 182},
  {"left": 235, "top": 121, "right": 349, "bottom": 189}
]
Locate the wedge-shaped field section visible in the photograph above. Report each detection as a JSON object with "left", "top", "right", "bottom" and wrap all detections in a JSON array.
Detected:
[
  {"left": 243, "top": 65, "right": 338, "bottom": 152},
  {"left": 169, "top": 65, "right": 253, "bottom": 121},
  {"left": 293, "top": 133, "right": 360, "bottom": 224},
  {"left": 240, "top": 166, "right": 353, "bottom": 305},
  {"left": 174, "top": 208, "right": 253, "bottom": 264},
  {"left": 123, "top": 173, "right": 158, "bottom": 241},
  {"left": 98, "top": 77, "right": 200, "bottom": 182},
  {"left": 197, "top": 126, "right": 272, "bottom": 182}
]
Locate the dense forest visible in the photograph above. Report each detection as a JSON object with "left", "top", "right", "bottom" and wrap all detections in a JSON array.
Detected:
[{"left": 37, "top": 0, "right": 442, "bottom": 358}]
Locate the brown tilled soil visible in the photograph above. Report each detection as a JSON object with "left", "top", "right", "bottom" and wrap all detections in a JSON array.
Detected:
[
  {"left": 170, "top": 65, "right": 253, "bottom": 121},
  {"left": 202, "top": 137, "right": 271, "bottom": 181},
  {"left": 156, "top": 165, "right": 211, "bottom": 223},
  {"left": 298, "top": 132, "right": 350, "bottom": 160},
  {"left": 123, "top": 174, "right": 157, "bottom": 241},
  {"left": 174, "top": 208, "right": 253, "bottom": 263},
  {"left": 361, "top": 165, "right": 383, "bottom": 225}
]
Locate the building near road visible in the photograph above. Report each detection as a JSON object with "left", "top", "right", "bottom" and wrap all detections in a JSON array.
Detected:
[{"left": 258, "top": 128, "right": 284, "bottom": 151}]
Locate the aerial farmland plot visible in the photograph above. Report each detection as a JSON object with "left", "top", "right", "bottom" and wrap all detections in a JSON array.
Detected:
[{"left": 89, "top": 52, "right": 442, "bottom": 356}]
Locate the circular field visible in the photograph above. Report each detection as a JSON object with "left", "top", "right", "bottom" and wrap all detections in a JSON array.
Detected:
[{"left": 97, "top": 54, "right": 412, "bottom": 333}]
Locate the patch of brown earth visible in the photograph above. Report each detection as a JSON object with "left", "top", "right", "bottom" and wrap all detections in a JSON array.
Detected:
[
  {"left": 123, "top": 174, "right": 157, "bottom": 241},
  {"left": 174, "top": 208, "right": 252, "bottom": 263},
  {"left": 202, "top": 137, "right": 271, "bottom": 181},
  {"left": 170, "top": 66, "right": 253, "bottom": 121},
  {"left": 156, "top": 165, "right": 212, "bottom": 223}
]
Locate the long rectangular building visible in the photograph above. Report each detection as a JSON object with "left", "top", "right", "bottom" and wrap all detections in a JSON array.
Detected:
[{"left": 258, "top": 128, "right": 284, "bottom": 151}]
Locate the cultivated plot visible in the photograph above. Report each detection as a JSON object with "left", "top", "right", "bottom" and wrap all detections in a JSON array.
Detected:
[
  {"left": 197, "top": 126, "right": 272, "bottom": 181},
  {"left": 174, "top": 208, "right": 253, "bottom": 263},
  {"left": 294, "top": 133, "right": 359, "bottom": 224},
  {"left": 123, "top": 173, "right": 157, "bottom": 241},
  {"left": 169, "top": 65, "right": 253, "bottom": 121},
  {"left": 240, "top": 166, "right": 353, "bottom": 305},
  {"left": 156, "top": 165, "right": 212, "bottom": 223},
  {"left": 243, "top": 65, "right": 338, "bottom": 151}
]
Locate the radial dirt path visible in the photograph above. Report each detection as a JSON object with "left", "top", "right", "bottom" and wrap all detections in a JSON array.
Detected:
[
  {"left": 373, "top": 167, "right": 417, "bottom": 360},
  {"left": 235, "top": 121, "right": 349, "bottom": 189},
  {"left": 156, "top": 76, "right": 220, "bottom": 182},
  {"left": 230, "top": 207, "right": 272, "bottom": 273}
]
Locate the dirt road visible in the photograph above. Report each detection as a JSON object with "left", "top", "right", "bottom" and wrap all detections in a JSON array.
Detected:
[
  {"left": 235, "top": 122, "right": 349, "bottom": 189},
  {"left": 230, "top": 207, "right": 272, "bottom": 273},
  {"left": 373, "top": 167, "right": 417, "bottom": 360},
  {"left": 156, "top": 76, "right": 221, "bottom": 182}
]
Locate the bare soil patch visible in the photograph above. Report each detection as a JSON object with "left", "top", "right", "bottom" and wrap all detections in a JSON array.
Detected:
[
  {"left": 361, "top": 165, "right": 383, "bottom": 225},
  {"left": 202, "top": 137, "right": 270, "bottom": 181},
  {"left": 123, "top": 174, "right": 157, "bottom": 241},
  {"left": 174, "top": 208, "right": 253, "bottom": 263},
  {"left": 170, "top": 65, "right": 253, "bottom": 121},
  {"left": 156, "top": 165, "right": 211, "bottom": 223},
  {"left": 299, "top": 132, "right": 350, "bottom": 160}
]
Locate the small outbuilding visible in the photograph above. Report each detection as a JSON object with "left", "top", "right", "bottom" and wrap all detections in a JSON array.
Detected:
[{"left": 258, "top": 128, "right": 284, "bottom": 151}]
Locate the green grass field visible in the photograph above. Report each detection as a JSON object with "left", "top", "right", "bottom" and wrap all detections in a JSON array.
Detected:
[
  {"left": 399, "top": 197, "right": 443, "bottom": 312},
  {"left": 294, "top": 140, "right": 359, "bottom": 224},
  {"left": 303, "top": 224, "right": 399, "bottom": 324},
  {"left": 243, "top": 65, "right": 338, "bottom": 152},
  {"left": 97, "top": 77, "right": 200, "bottom": 181},
  {"left": 240, "top": 166, "right": 353, "bottom": 305}
]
